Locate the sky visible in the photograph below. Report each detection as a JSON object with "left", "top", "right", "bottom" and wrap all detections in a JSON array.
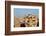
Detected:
[{"left": 14, "top": 8, "right": 39, "bottom": 18}]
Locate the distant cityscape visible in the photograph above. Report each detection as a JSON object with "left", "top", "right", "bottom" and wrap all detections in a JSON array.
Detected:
[{"left": 14, "top": 8, "right": 39, "bottom": 27}]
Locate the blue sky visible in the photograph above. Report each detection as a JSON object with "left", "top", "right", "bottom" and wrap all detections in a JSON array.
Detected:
[{"left": 14, "top": 8, "right": 39, "bottom": 18}]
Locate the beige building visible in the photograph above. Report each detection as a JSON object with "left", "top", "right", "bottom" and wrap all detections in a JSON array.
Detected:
[{"left": 14, "top": 14, "right": 38, "bottom": 27}]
